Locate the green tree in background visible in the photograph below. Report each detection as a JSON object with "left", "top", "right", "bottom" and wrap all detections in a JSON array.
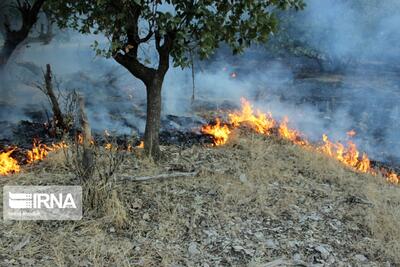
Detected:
[{"left": 49, "top": 0, "right": 304, "bottom": 158}]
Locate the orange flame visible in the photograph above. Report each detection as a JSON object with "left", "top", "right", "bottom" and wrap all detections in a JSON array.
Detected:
[
  {"left": 229, "top": 98, "right": 275, "bottom": 134},
  {"left": 347, "top": 129, "right": 356, "bottom": 138},
  {"left": 317, "top": 134, "right": 371, "bottom": 173},
  {"left": 387, "top": 172, "right": 399, "bottom": 184},
  {"left": 105, "top": 143, "right": 112, "bottom": 150},
  {"left": 278, "top": 117, "right": 309, "bottom": 146},
  {"left": 27, "top": 140, "right": 68, "bottom": 164},
  {"left": 202, "top": 97, "right": 400, "bottom": 184},
  {"left": 137, "top": 141, "right": 144, "bottom": 148},
  {"left": 201, "top": 118, "right": 231, "bottom": 146},
  {"left": 77, "top": 134, "right": 95, "bottom": 145},
  {"left": 27, "top": 141, "right": 49, "bottom": 163},
  {"left": 0, "top": 149, "right": 20, "bottom": 175}
]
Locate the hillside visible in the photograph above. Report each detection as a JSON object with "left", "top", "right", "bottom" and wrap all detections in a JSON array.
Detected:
[{"left": 1, "top": 130, "right": 399, "bottom": 266}]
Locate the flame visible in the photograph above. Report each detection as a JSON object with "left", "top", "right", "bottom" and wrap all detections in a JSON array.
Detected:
[
  {"left": 278, "top": 117, "right": 309, "bottom": 146},
  {"left": 27, "top": 140, "right": 68, "bottom": 164},
  {"left": 27, "top": 141, "right": 49, "bottom": 163},
  {"left": 105, "top": 143, "right": 112, "bottom": 150},
  {"left": 0, "top": 149, "right": 20, "bottom": 175},
  {"left": 202, "top": 97, "right": 400, "bottom": 184},
  {"left": 347, "top": 129, "right": 356, "bottom": 138},
  {"left": 137, "top": 141, "right": 144, "bottom": 148},
  {"left": 387, "top": 172, "right": 399, "bottom": 184},
  {"left": 229, "top": 98, "right": 275, "bottom": 134},
  {"left": 201, "top": 118, "right": 231, "bottom": 146},
  {"left": 77, "top": 134, "right": 95, "bottom": 145},
  {"left": 317, "top": 134, "right": 371, "bottom": 173}
]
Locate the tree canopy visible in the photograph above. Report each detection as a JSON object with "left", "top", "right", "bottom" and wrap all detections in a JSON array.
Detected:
[
  {"left": 48, "top": 0, "right": 304, "bottom": 158},
  {"left": 50, "top": 0, "right": 304, "bottom": 70}
]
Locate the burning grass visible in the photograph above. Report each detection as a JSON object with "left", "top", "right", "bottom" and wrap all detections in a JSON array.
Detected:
[
  {"left": 0, "top": 132, "right": 399, "bottom": 265},
  {"left": 0, "top": 140, "right": 68, "bottom": 176},
  {"left": 0, "top": 149, "right": 20, "bottom": 175},
  {"left": 201, "top": 98, "right": 399, "bottom": 184}
]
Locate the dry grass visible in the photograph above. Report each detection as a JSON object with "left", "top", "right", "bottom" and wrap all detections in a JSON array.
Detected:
[{"left": 0, "top": 131, "right": 399, "bottom": 266}]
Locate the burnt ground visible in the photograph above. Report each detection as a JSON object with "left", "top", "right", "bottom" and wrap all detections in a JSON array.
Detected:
[{"left": 0, "top": 130, "right": 399, "bottom": 266}]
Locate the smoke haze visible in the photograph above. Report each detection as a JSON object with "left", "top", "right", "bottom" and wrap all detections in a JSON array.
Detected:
[{"left": 0, "top": 0, "right": 399, "bottom": 164}]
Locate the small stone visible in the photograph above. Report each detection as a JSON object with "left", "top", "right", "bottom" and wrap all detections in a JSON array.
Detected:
[
  {"left": 109, "top": 227, "right": 116, "bottom": 233},
  {"left": 288, "top": 240, "right": 301, "bottom": 248},
  {"left": 233, "top": 245, "right": 245, "bottom": 252},
  {"left": 354, "top": 254, "right": 368, "bottom": 262},
  {"left": 254, "top": 232, "right": 264, "bottom": 240},
  {"left": 265, "top": 239, "right": 278, "bottom": 249},
  {"left": 293, "top": 253, "right": 302, "bottom": 261},
  {"left": 13, "top": 235, "right": 30, "bottom": 251},
  {"left": 315, "top": 245, "right": 330, "bottom": 259},
  {"left": 142, "top": 213, "right": 150, "bottom": 220},
  {"left": 239, "top": 173, "right": 247, "bottom": 183},
  {"left": 188, "top": 242, "right": 200, "bottom": 256}
]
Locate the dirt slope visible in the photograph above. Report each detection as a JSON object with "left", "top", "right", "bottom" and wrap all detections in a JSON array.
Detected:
[{"left": 1, "top": 131, "right": 399, "bottom": 266}]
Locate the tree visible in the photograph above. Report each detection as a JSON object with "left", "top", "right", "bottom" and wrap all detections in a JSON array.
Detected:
[
  {"left": 49, "top": 0, "right": 304, "bottom": 158},
  {"left": 0, "top": 0, "right": 47, "bottom": 68}
]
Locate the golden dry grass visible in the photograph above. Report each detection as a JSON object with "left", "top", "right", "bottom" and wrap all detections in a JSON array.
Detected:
[{"left": 0, "top": 131, "right": 399, "bottom": 266}]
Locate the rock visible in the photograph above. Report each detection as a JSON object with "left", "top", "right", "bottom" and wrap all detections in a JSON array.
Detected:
[
  {"left": 288, "top": 240, "right": 300, "bottom": 248},
  {"left": 239, "top": 173, "right": 247, "bottom": 183},
  {"left": 293, "top": 253, "right": 302, "bottom": 261},
  {"left": 261, "top": 258, "right": 288, "bottom": 267},
  {"left": 142, "top": 213, "right": 150, "bottom": 220},
  {"left": 265, "top": 239, "right": 278, "bottom": 249},
  {"left": 354, "top": 254, "right": 368, "bottom": 262},
  {"left": 188, "top": 242, "right": 200, "bottom": 256},
  {"left": 315, "top": 245, "right": 330, "bottom": 259},
  {"left": 254, "top": 232, "right": 264, "bottom": 240},
  {"left": 13, "top": 235, "right": 30, "bottom": 251},
  {"left": 233, "top": 245, "right": 245, "bottom": 252}
]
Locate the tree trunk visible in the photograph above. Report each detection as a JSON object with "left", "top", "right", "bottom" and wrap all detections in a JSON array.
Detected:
[
  {"left": 0, "top": 0, "right": 45, "bottom": 69},
  {"left": 44, "top": 64, "right": 66, "bottom": 132},
  {"left": 144, "top": 78, "right": 163, "bottom": 159},
  {"left": 0, "top": 40, "right": 19, "bottom": 69}
]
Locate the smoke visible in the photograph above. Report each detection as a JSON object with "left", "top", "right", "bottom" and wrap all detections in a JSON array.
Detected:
[
  {"left": 289, "top": 0, "right": 400, "bottom": 63},
  {"left": 1, "top": 0, "right": 400, "bottom": 164}
]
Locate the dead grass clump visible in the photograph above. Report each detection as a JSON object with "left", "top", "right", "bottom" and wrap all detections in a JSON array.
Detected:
[
  {"left": 63, "top": 137, "right": 127, "bottom": 218},
  {"left": 104, "top": 189, "right": 129, "bottom": 229},
  {"left": 363, "top": 183, "right": 400, "bottom": 262}
]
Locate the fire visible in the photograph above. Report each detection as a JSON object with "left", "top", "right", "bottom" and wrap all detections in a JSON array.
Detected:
[
  {"left": 27, "top": 140, "right": 68, "bottom": 164},
  {"left": 278, "top": 117, "right": 309, "bottom": 146},
  {"left": 202, "top": 97, "right": 400, "bottom": 184},
  {"left": 27, "top": 141, "right": 49, "bottom": 163},
  {"left": 105, "top": 143, "right": 113, "bottom": 150},
  {"left": 229, "top": 98, "right": 275, "bottom": 134},
  {"left": 317, "top": 134, "right": 371, "bottom": 173},
  {"left": 201, "top": 118, "right": 231, "bottom": 146},
  {"left": 0, "top": 149, "right": 20, "bottom": 175},
  {"left": 137, "top": 141, "right": 144, "bottom": 148},
  {"left": 347, "top": 129, "right": 356, "bottom": 138},
  {"left": 77, "top": 133, "right": 95, "bottom": 145},
  {"left": 387, "top": 172, "right": 399, "bottom": 184}
]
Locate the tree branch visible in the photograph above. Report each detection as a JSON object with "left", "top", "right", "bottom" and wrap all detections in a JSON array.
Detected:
[
  {"left": 113, "top": 52, "right": 156, "bottom": 86},
  {"left": 155, "top": 30, "right": 175, "bottom": 74}
]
